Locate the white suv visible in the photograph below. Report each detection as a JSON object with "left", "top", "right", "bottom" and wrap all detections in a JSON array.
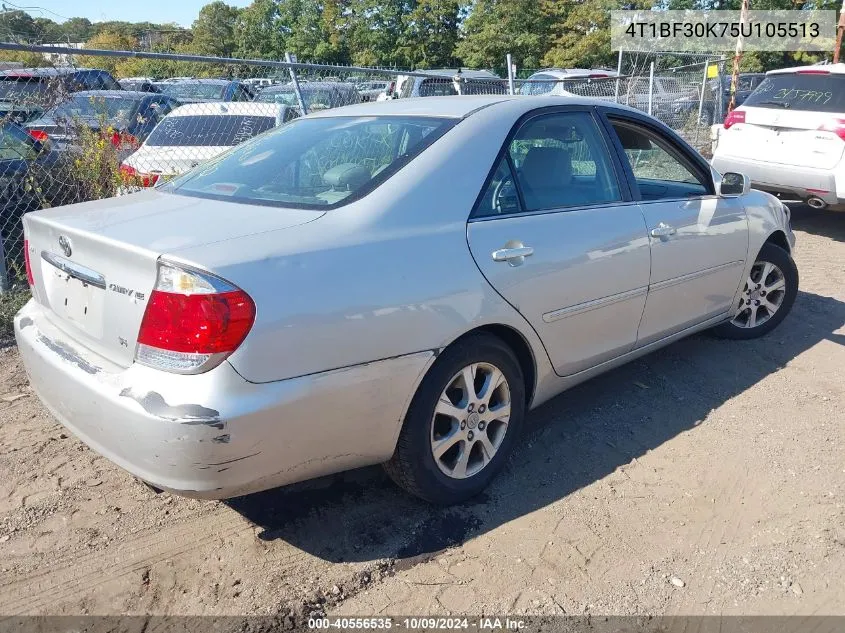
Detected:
[{"left": 712, "top": 63, "right": 845, "bottom": 212}]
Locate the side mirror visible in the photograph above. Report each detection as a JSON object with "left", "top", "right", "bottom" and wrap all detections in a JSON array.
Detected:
[{"left": 718, "top": 171, "right": 750, "bottom": 197}]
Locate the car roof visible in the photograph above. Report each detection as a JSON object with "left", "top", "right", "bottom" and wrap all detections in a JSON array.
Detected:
[
  {"left": 167, "top": 78, "right": 234, "bottom": 85},
  {"left": 68, "top": 90, "right": 153, "bottom": 99},
  {"left": 263, "top": 81, "right": 355, "bottom": 92},
  {"left": 767, "top": 63, "right": 845, "bottom": 76},
  {"left": 0, "top": 67, "right": 103, "bottom": 78},
  {"left": 528, "top": 68, "right": 619, "bottom": 79},
  {"left": 166, "top": 102, "right": 288, "bottom": 117},
  {"left": 306, "top": 94, "right": 650, "bottom": 120}
]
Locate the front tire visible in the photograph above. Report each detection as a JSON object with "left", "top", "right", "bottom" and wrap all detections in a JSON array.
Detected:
[
  {"left": 384, "top": 333, "right": 526, "bottom": 505},
  {"left": 711, "top": 242, "right": 798, "bottom": 339}
]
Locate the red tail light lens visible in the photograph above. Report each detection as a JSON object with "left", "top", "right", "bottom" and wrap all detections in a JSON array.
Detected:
[
  {"left": 796, "top": 69, "right": 829, "bottom": 75},
  {"left": 136, "top": 263, "right": 255, "bottom": 374},
  {"left": 27, "top": 129, "right": 49, "bottom": 143},
  {"left": 119, "top": 162, "right": 159, "bottom": 187},
  {"left": 724, "top": 109, "right": 746, "bottom": 129},
  {"left": 110, "top": 131, "right": 140, "bottom": 150},
  {"left": 818, "top": 118, "right": 845, "bottom": 142},
  {"left": 23, "top": 239, "right": 34, "bottom": 286}
]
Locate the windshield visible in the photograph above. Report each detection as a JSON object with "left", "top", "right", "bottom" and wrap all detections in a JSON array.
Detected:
[
  {"left": 53, "top": 94, "right": 141, "bottom": 122},
  {"left": 162, "top": 82, "right": 227, "bottom": 100},
  {"left": 256, "top": 88, "right": 337, "bottom": 109},
  {"left": 0, "top": 77, "right": 50, "bottom": 104},
  {"left": 146, "top": 114, "right": 278, "bottom": 147},
  {"left": 0, "top": 122, "right": 37, "bottom": 160},
  {"left": 742, "top": 73, "right": 845, "bottom": 112},
  {"left": 165, "top": 115, "right": 455, "bottom": 209}
]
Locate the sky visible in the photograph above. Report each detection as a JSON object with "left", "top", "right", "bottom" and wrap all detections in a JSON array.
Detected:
[{"left": 6, "top": 0, "right": 254, "bottom": 27}]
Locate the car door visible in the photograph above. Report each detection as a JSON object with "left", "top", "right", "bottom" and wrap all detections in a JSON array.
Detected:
[
  {"left": 601, "top": 112, "right": 748, "bottom": 346},
  {"left": 467, "top": 108, "right": 651, "bottom": 377}
]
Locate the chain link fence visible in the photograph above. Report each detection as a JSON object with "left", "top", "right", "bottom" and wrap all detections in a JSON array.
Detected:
[{"left": 0, "top": 43, "right": 729, "bottom": 292}]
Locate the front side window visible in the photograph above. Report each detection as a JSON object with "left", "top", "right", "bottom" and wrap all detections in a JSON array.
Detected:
[
  {"left": 609, "top": 119, "right": 709, "bottom": 200},
  {"left": 507, "top": 112, "right": 621, "bottom": 212},
  {"left": 163, "top": 82, "right": 227, "bottom": 101},
  {"left": 165, "top": 115, "right": 455, "bottom": 209},
  {"left": 0, "top": 122, "right": 38, "bottom": 160}
]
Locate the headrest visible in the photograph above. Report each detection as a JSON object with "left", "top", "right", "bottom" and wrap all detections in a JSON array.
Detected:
[{"left": 322, "top": 163, "right": 371, "bottom": 189}]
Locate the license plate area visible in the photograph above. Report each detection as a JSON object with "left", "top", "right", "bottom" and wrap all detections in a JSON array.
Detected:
[{"left": 42, "top": 252, "right": 106, "bottom": 339}]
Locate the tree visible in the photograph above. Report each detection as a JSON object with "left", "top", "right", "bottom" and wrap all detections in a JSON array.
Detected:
[
  {"left": 403, "top": 0, "right": 460, "bottom": 69},
  {"left": 283, "top": 0, "right": 350, "bottom": 64},
  {"left": 455, "top": 0, "right": 551, "bottom": 70},
  {"left": 192, "top": 2, "right": 241, "bottom": 57},
  {"left": 60, "top": 17, "right": 94, "bottom": 42},
  {"left": 234, "top": 0, "right": 287, "bottom": 59},
  {"left": 76, "top": 31, "right": 139, "bottom": 75},
  {"left": 0, "top": 10, "right": 39, "bottom": 42},
  {"left": 347, "top": 0, "right": 415, "bottom": 67}
]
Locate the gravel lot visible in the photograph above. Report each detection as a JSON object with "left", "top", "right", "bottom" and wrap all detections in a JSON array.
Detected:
[{"left": 0, "top": 205, "right": 842, "bottom": 619}]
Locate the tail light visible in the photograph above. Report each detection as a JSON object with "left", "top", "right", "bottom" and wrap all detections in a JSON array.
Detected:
[
  {"left": 388, "top": 81, "right": 395, "bottom": 94},
  {"left": 818, "top": 118, "right": 845, "bottom": 142},
  {"left": 23, "top": 239, "right": 34, "bottom": 286},
  {"left": 119, "top": 162, "right": 159, "bottom": 187},
  {"left": 110, "top": 131, "right": 140, "bottom": 151},
  {"left": 796, "top": 69, "right": 829, "bottom": 75},
  {"left": 136, "top": 262, "right": 255, "bottom": 374},
  {"left": 724, "top": 109, "right": 746, "bottom": 129},
  {"left": 27, "top": 129, "right": 49, "bottom": 143}
]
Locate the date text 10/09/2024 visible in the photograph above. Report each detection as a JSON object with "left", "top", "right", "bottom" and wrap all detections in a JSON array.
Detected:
[{"left": 308, "top": 618, "right": 527, "bottom": 630}]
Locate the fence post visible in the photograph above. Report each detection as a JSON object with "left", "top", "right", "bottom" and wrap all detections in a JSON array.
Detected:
[
  {"left": 614, "top": 48, "right": 623, "bottom": 102},
  {"left": 647, "top": 61, "right": 655, "bottom": 116},
  {"left": 285, "top": 52, "right": 308, "bottom": 115},
  {"left": 0, "top": 235, "right": 7, "bottom": 294},
  {"left": 695, "top": 60, "right": 710, "bottom": 145},
  {"left": 506, "top": 54, "right": 515, "bottom": 96}
]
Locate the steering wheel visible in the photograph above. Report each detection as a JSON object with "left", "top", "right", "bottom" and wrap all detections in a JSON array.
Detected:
[{"left": 492, "top": 174, "right": 517, "bottom": 214}]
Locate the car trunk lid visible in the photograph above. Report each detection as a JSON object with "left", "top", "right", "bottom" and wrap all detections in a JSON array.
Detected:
[{"left": 25, "top": 190, "right": 324, "bottom": 367}]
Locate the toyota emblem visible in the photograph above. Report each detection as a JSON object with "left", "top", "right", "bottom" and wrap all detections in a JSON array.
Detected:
[{"left": 58, "top": 235, "right": 72, "bottom": 258}]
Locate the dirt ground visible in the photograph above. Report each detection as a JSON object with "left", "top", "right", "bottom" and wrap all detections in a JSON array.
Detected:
[{"left": 0, "top": 205, "right": 843, "bottom": 619}]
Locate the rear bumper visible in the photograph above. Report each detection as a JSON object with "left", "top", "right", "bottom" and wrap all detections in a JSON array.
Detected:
[
  {"left": 712, "top": 154, "right": 844, "bottom": 206},
  {"left": 14, "top": 300, "right": 433, "bottom": 499}
]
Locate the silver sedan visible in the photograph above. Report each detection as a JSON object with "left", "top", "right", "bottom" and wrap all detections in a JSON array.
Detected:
[{"left": 15, "top": 95, "right": 798, "bottom": 504}]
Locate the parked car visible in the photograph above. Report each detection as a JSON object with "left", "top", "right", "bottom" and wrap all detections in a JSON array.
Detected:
[
  {"left": 671, "top": 73, "right": 766, "bottom": 126},
  {"left": 119, "top": 101, "right": 297, "bottom": 187},
  {"left": 0, "top": 67, "right": 122, "bottom": 125},
  {"left": 243, "top": 77, "right": 277, "bottom": 90},
  {"left": 25, "top": 91, "right": 180, "bottom": 161},
  {"left": 394, "top": 69, "right": 508, "bottom": 98},
  {"left": 160, "top": 79, "right": 255, "bottom": 104},
  {"left": 713, "top": 64, "right": 845, "bottom": 212},
  {"left": 119, "top": 78, "right": 162, "bottom": 93},
  {"left": 0, "top": 120, "right": 71, "bottom": 286},
  {"left": 356, "top": 80, "right": 391, "bottom": 102},
  {"left": 519, "top": 68, "right": 620, "bottom": 97},
  {"left": 254, "top": 81, "right": 360, "bottom": 111},
  {"left": 15, "top": 95, "right": 797, "bottom": 503},
  {"left": 621, "top": 75, "right": 694, "bottom": 127}
]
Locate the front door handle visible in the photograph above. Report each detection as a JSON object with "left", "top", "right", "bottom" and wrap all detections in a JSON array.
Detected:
[
  {"left": 492, "top": 245, "right": 534, "bottom": 266},
  {"left": 650, "top": 223, "right": 677, "bottom": 238}
]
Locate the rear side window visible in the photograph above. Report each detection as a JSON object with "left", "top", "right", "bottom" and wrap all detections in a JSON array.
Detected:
[
  {"left": 743, "top": 73, "right": 845, "bottom": 112},
  {"left": 166, "top": 115, "right": 455, "bottom": 209},
  {"left": 146, "top": 115, "right": 277, "bottom": 147}
]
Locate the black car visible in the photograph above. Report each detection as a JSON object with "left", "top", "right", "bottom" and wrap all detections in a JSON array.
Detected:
[
  {"left": 25, "top": 90, "right": 180, "bottom": 160},
  {"left": 118, "top": 79, "right": 162, "bottom": 93},
  {"left": 0, "top": 67, "right": 122, "bottom": 125},
  {"left": 0, "top": 120, "right": 70, "bottom": 287},
  {"left": 672, "top": 73, "right": 767, "bottom": 126}
]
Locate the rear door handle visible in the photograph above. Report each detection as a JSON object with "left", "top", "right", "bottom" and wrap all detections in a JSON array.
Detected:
[
  {"left": 491, "top": 246, "right": 534, "bottom": 265},
  {"left": 650, "top": 223, "right": 677, "bottom": 238}
]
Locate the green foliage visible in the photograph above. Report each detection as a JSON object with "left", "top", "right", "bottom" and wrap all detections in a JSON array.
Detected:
[
  {"left": 0, "top": 289, "right": 30, "bottom": 338},
  {"left": 192, "top": 1, "right": 242, "bottom": 58}
]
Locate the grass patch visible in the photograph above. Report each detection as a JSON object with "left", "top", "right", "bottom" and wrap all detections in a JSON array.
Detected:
[{"left": 0, "top": 289, "right": 31, "bottom": 339}]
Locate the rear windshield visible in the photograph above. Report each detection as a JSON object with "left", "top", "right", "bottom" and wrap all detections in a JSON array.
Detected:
[
  {"left": 0, "top": 77, "right": 49, "bottom": 103},
  {"left": 742, "top": 73, "right": 845, "bottom": 112},
  {"left": 162, "top": 82, "right": 227, "bottom": 100},
  {"left": 146, "top": 114, "right": 277, "bottom": 147},
  {"left": 53, "top": 94, "right": 141, "bottom": 122},
  {"left": 165, "top": 115, "right": 455, "bottom": 209}
]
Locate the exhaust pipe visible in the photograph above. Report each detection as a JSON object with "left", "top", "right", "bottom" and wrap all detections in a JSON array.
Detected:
[{"left": 807, "top": 196, "right": 827, "bottom": 209}]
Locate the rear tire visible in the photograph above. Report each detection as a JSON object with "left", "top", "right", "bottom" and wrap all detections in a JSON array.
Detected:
[
  {"left": 711, "top": 242, "right": 798, "bottom": 340},
  {"left": 384, "top": 333, "right": 525, "bottom": 505}
]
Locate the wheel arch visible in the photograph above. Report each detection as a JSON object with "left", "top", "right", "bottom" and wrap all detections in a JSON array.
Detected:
[
  {"left": 764, "top": 229, "right": 791, "bottom": 254},
  {"left": 445, "top": 323, "right": 538, "bottom": 409}
]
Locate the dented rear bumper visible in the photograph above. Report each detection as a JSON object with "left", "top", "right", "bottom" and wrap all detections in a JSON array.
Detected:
[{"left": 14, "top": 300, "right": 433, "bottom": 499}]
